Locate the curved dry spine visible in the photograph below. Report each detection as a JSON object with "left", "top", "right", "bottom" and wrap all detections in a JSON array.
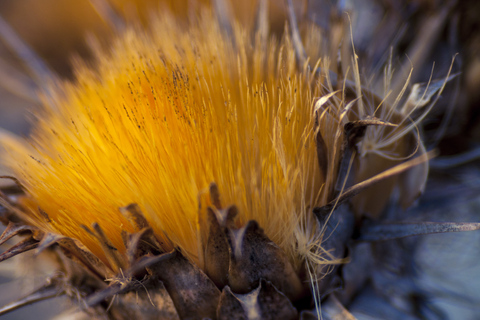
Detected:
[
  {"left": 0, "top": 234, "right": 39, "bottom": 262},
  {"left": 0, "top": 221, "right": 36, "bottom": 245},
  {"left": 0, "top": 275, "right": 65, "bottom": 316}
]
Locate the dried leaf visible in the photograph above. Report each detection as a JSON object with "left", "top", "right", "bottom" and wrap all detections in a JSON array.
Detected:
[
  {"left": 0, "top": 221, "right": 35, "bottom": 246},
  {"left": 357, "top": 221, "right": 480, "bottom": 242},
  {"left": 0, "top": 235, "right": 39, "bottom": 262},
  {"left": 401, "top": 73, "right": 460, "bottom": 115},
  {"left": 315, "top": 150, "right": 435, "bottom": 217},
  {"left": 430, "top": 146, "right": 480, "bottom": 169}
]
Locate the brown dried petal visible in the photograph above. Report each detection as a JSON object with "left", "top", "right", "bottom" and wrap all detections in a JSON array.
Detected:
[
  {"left": 217, "top": 286, "right": 248, "bottom": 320},
  {"left": 108, "top": 278, "right": 180, "bottom": 320},
  {"left": 227, "top": 220, "right": 304, "bottom": 301},
  {"left": 119, "top": 203, "right": 150, "bottom": 231},
  {"left": 315, "top": 129, "right": 328, "bottom": 181},
  {"left": 82, "top": 223, "right": 126, "bottom": 273},
  {"left": 209, "top": 182, "right": 222, "bottom": 210},
  {"left": 53, "top": 236, "right": 110, "bottom": 279},
  {"left": 119, "top": 204, "right": 167, "bottom": 250},
  {"left": 217, "top": 280, "right": 297, "bottom": 320},
  {"left": 148, "top": 249, "right": 221, "bottom": 320},
  {"left": 205, "top": 207, "right": 230, "bottom": 288},
  {"left": 125, "top": 228, "right": 163, "bottom": 265},
  {"left": 255, "top": 280, "right": 298, "bottom": 320}
]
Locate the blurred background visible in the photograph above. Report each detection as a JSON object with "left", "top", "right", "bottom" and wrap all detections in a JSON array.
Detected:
[{"left": 0, "top": 0, "right": 479, "bottom": 319}]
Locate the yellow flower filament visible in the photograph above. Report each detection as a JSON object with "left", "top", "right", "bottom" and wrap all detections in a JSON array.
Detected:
[{"left": 3, "top": 12, "right": 327, "bottom": 268}]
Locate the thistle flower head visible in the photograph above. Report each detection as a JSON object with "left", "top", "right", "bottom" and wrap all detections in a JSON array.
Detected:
[
  {"left": 0, "top": 2, "right": 451, "bottom": 318},
  {"left": 1, "top": 9, "right": 330, "bottom": 269}
]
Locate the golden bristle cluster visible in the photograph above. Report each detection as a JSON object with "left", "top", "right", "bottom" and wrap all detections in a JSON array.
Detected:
[{"left": 2, "top": 9, "right": 327, "bottom": 269}]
